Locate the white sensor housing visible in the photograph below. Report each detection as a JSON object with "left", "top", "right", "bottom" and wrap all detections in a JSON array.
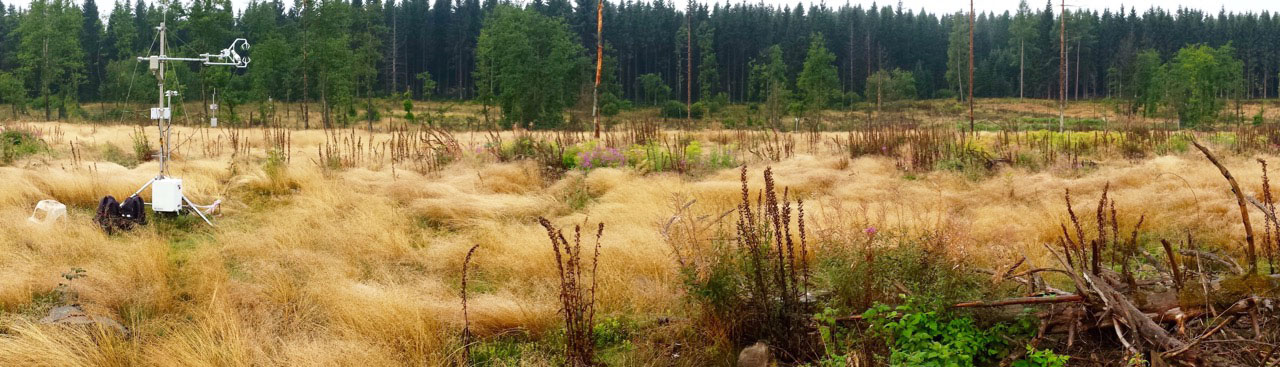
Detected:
[{"left": 152, "top": 178, "right": 183, "bottom": 212}]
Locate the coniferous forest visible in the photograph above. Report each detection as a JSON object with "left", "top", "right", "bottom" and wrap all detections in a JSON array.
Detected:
[{"left": 0, "top": 0, "right": 1279, "bottom": 126}]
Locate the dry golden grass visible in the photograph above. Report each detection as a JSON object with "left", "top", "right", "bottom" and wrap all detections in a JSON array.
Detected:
[{"left": 0, "top": 120, "right": 1274, "bottom": 365}]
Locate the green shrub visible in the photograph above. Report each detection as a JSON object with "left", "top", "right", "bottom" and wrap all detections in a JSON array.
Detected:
[
  {"left": 601, "top": 101, "right": 621, "bottom": 117},
  {"left": 363, "top": 99, "right": 381, "bottom": 123},
  {"left": 1, "top": 126, "right": 45, "bottom": 164},
  {"left": 471, "top": 334, "right": 539, "bottom": 365},
  {"left": 811, "top": 307, "right": 858, "bottom": 366},
  {"left": 131, "top": 128, "right": 153, "bottom": 163},
  {"left": 592, "top": 316, "right": 634, "bottom": 349},
  {"left": 689, "top": 102, "right": 706, "bottom": 119},
  {"left": 935, "top": 89, "right": 956, "bottom": 100},
  {"left": 101, "top": 143, "right": 139, "bottom": 168},
  {"left": 675, "top": 168, "right": 815, "bottom": 361},
  {"left": 863, "top": 298, "right": 1028, "bottom": 367},
  {"left": 816, "top": 231, "right": 996, "bottom": 312},
  {"left": 660, "top": 100, "right": 687, "bottom": 118},
  {"left": 704, "top": 93, "right": 727, "bottom": 115}
]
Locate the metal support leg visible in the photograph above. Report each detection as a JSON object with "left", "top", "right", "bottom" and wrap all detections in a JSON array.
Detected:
[
  {"left": 131, "top": 177, "right": 159, "bottom": 198},
  {"left": 182, "top": 195, "right": 216, "bottom": 227}
]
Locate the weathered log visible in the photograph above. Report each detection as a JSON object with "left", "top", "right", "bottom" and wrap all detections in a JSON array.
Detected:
[{"left": 1082, "top": 271, "right": 1198, "bottom": 363}]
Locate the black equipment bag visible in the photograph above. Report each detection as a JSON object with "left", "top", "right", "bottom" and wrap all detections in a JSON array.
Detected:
[{"left": 95, "top": 195, "right": 147, "bottom": 234}]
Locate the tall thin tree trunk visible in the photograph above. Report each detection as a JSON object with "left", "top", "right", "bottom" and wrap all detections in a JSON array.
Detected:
[
  {"left": 1059, "top": 0, "right": 1066, "bottom": 132},
  {"left": 686, "top": 6, "right": 692, "bottom": 121},
  {"left": 1075, "top": 38, "right": 1081, "bottom": 100},
  {"left": 967, "top": 0, "right": 975, "bottom": 135},
  {"left": 848, "top": 21, "right": 854, "bottom": 107},
  {"left": 956, "top": 54, "right": 964, "bottom": 102},
  {"left": 1020, "top": 40, "right": 1024, "bottom": 100},
  {"left": 390, "top": 12, "right": 397, "bottom": 93},
  {"left": 865, "top": 33, "right": 870, "bottom": 91},
  {"left": 301, "top": 1, "right": 310, "bottom": 129},
  {"left": 43, "top": 37, "right": 51, "bottom": 121}
]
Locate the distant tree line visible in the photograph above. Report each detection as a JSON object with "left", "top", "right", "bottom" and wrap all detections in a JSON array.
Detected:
[{"left": 0, "top": 0, "right": 1278, "bottom": 126}]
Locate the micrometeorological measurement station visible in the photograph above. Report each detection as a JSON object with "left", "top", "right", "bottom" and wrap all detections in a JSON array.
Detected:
[{"left": 96, "top": 3, "right": 250, "bottom": 230}]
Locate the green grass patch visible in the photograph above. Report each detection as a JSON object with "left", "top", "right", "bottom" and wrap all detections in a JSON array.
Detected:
[{"left": 1, "top": 126, "right": 46, "bottom": 164}]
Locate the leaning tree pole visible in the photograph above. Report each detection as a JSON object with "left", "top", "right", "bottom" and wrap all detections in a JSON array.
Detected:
[{"left": 592, "top": 0, "right": 603, "bottom": 138}]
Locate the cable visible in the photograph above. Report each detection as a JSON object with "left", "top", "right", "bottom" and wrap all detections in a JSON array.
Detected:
[{"left": 118, "top": 29, "right": 162, "bottom": 125}]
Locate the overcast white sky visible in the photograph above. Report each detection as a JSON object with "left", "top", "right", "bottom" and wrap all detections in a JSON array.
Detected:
[{"left": 1, "top": 0, "right": 1275, "bottom": 15}]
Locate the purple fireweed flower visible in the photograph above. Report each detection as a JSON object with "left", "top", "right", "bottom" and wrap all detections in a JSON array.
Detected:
[{"left": 865, "top": 227, "right": 877, "bottom": 236}]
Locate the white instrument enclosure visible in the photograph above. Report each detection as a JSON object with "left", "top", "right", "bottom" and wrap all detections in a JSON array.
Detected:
[{"left": 152, "top": 178, "right": 184, "bottom": 212}]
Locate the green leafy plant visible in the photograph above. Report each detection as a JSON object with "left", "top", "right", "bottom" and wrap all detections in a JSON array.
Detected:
[
  {"left": 1, "top": 126, "right": 45, "bottom": 164},
  {"left": 811, "top": 307, "right": 858, "bottom": 366},
  {"left": 402, "top": 92, "right": 416, "bottom": 123},
  {"left": 101, "top": 143, "right": 138, "bottom": 168},
  {"left": 660, "top": 100, "right": 687, "bottom": 119},
  {"left": 672, "top": 168, "right": 814, "bottom": 362},
  {"left": 1012, "top": 345, "right": 1069, "bottom": 367},
  {"left": 862, "top": 298, "right": 1022, "bottom": 367},
  {"left": 56, "top": 267, "right": 87, "bottom": 305},
  {"left": 131, "top": 128, "right": 153, "bottom": 163}
]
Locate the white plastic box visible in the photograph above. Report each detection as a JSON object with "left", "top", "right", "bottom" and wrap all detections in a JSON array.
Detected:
[
  {"left": 150, "top": 107, "right": 171, "bottom": 120},
  {"left": 152, "top": 178, "right": 183, "bottom": 212}
]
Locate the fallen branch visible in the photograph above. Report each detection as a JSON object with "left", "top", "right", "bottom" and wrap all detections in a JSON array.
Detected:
[
  {"left": 952, "top": 294, "right": 1085, "bottom": 308},
  {"left": 1179, "top": 249, "right": 1244, "bottom": 275},
  {"left": 1082, "top": 272, "right": 1195, "bottom": 360},
  {"left": 1165, "top": 297, "right": 1259, "bottom": 359},
  {"left": 1247, "top": 196, "right": 1278, "bottom": 226}
]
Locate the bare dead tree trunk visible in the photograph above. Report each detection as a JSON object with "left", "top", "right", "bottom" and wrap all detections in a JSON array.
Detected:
[{"left": 592, "top": 0, "right": 603, "bottom": 138}]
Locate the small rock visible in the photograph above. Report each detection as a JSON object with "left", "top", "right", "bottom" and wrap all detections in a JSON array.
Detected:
[
  {"left": 737, "top": 341, "right": 771, "bottom": 367},
  {"left": 40, "top": 305, "right": 129, "bottom": 336}
]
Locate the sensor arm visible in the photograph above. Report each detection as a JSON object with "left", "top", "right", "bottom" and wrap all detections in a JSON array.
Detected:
[{"left": 136, "top": 38, "right": 251, "bottom": 68}]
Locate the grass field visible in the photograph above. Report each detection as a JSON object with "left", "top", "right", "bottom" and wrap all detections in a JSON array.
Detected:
[{"left": 1, "top": 99, "right": 1278, "bottom": 365}]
